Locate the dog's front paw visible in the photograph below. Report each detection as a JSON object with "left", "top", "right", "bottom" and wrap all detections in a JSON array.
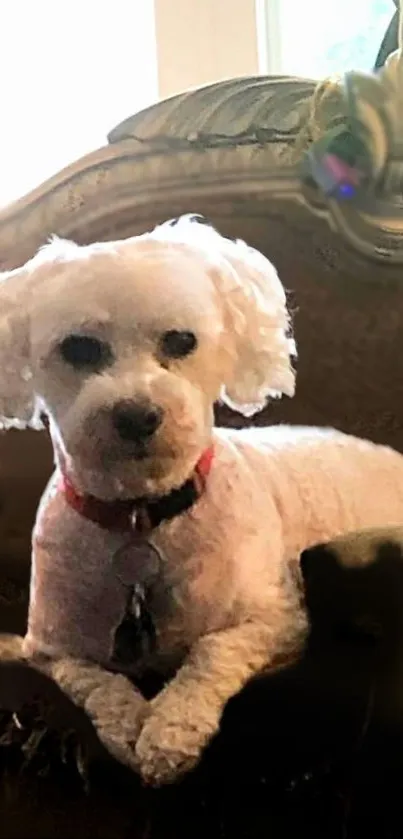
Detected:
[
  {"left": 135, "top": 701, "right": 218, "bottom": 786},
  {"left": 83, "top": 673, "right": 150, "bottom": 770},
  {"left": 42, "top": 658, "right": 150, "bottom": 771}
]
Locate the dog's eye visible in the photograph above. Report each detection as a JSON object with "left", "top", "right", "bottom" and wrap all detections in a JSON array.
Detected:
[
  {"left": 59, "top": 335, "right": 113, "bottom": 370},
  {"left": 160, "top": 330, "right": 197, "bottom": 359}
]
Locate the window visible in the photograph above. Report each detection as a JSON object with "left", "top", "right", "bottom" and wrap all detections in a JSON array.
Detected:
[
  {"left": 0, "top": 1, "right": 158, "bottom": 206},
  {"left": 257, "top": 0, "right": 396, "bottom": 77}
]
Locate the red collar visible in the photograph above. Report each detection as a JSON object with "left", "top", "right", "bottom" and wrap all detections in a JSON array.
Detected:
[{"left": 60, "top": 446, "right": 214, "bottom": 536}]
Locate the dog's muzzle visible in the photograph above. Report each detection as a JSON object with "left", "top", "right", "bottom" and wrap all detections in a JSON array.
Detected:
[{"left": 112, "top": 399, "right": 163, "bottom": 443}]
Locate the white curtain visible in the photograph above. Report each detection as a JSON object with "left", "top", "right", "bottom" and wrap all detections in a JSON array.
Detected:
[{"left": 0, "top": 0, "right": 158, "bottom": 206}]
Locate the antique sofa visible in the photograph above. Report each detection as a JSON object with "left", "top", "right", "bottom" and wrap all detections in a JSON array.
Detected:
[{"left": 1, "top": 51, "right": 403, "bottom": 837}]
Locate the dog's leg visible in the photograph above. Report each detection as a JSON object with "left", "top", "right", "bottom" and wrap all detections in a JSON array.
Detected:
[
  {"left": 0, "top": 633, "right": 25, "bottom": 660},
  {"left": 33, "top": 655, "right": 149, "bottom": 768},
  {"left": 135, "top": 616, "right": 303, "bottom": 785},
  {"left": 0, "top": 635, "right": 148, "bottom": 768}
]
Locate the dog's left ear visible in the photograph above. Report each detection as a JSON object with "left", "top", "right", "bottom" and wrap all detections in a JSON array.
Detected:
[
  {"left": 212, "top": 232, "right": 296, "bottom": 416},
  {"left": 153, "top": 216, "right": 296, "bottom": 417}
]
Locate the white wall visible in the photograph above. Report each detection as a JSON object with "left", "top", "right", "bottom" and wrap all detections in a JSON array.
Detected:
[
  {"left": 0, "top": 0, "right": 158, "bottom": 205},
  {"left": 154, "top": 0, "right": 260, "bottom": 98},
  {"left": 0, "top": 0, "right": 262, "bottom": 205}
]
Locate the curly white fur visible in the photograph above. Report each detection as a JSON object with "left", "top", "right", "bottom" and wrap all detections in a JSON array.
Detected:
[
  {"left": 0, "top": 215, "right": 295, "bottom": 431},
  {"left": 1, "top": 216, "right": 403, "bottom": 786},
  {"left": 147, "top": 216, "right": 296, "bottom": 414}
]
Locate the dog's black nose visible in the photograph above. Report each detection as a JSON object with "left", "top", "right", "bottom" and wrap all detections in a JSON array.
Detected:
[{"left": 112, "top": 400, "right": 163, "bottom": 442}]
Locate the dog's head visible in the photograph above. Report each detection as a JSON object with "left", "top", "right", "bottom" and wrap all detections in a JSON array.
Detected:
[{"left": 0, "top": 216, "right": 295, "bottom": 499}]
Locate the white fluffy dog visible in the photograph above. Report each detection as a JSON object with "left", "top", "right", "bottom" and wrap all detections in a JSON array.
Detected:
[{"left": 1, "top": 215, "right": 403, "bottom": 785}]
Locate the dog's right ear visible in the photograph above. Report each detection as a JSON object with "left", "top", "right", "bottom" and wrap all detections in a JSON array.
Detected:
[
  {"left": 0, "top": 265, "right": 38, "bottom": 429},
  {"left": 0, "top": 237, "right": 82, "bottom": 431}
]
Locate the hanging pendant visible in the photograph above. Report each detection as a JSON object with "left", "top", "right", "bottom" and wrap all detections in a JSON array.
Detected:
[{"left": 110, "top": 537, "right": 161, "bottom": 669}]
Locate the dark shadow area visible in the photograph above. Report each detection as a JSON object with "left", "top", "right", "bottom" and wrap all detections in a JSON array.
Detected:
[{"left": 2, "top": 539, "right": 403, "bottom": 838}]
